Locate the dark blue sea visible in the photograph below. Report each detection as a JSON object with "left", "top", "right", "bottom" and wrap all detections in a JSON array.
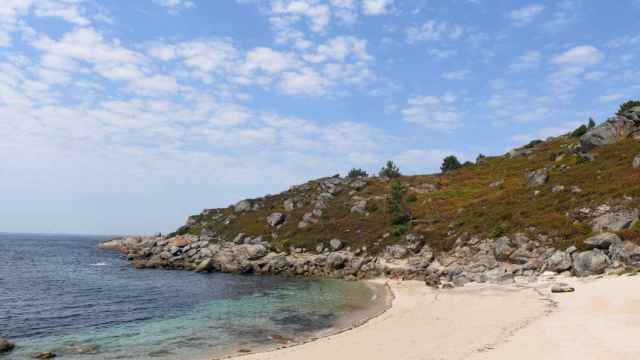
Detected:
[{"left": 0, "top": 233, "right": 376, "bottom": 359}]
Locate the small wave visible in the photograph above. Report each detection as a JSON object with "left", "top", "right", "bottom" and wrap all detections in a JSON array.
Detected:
[{"left": 91, "top": 262, "right": 108, "bottom": 266}]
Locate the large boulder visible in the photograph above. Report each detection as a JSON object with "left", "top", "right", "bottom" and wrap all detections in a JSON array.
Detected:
[
  {"left": 609, "top": 241, "right": 640, "bottom": 267},
  {"left": 0, "top": 338, "right": 15, "bottom": 353},
  {"left": 572, "top": 249, "right": 609, "bottom": 276},
  {"left": 406, "top": 233, "right": 425, "bottom": 253},
  {"left": 350, "top": 200, "right": 368, "bottom": 214},
  {"left": 239, "top": 244, "right": 268, "bottom": 260},
  {"left": 329, "top": 238, "right": 344, "bottom": 251},
  {"left": 546, "top": 250, "right": 572, "bottom": 272},
  {"left": 385, "top": 245, "right": 409, "bottom": 259},
  {"left": 327, "top": 253, "right": 346, "bottom": 269},
  {"left": 525, "top": 169, "right": 548, "bottom": 187},
  {"left": 580, "top": 115, "right": 640, "bottom": 151},
  {"left": 493, "top": 236, "right": 514, "bottom": 261},
  {"left": 195, "top": 259, "right": 212, "bottom": 272},
  {"left": 583, "top": 232, "right": 622, "bottom": 250},
  {"left": 591, "top": 210, "right": 638, "bottom": 232},
  {"left": 169, "top": 236, "right": 191, "bottom": 248},
  {"left": 266, "top": 212, "right": 286, "bottom": 227}
]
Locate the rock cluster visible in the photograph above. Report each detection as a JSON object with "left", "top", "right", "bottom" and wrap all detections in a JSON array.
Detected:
[{"left": 105, "top": 203, "right": 640, "bottom": 285}]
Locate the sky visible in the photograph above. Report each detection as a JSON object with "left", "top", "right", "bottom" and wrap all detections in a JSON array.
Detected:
[{"left": 1, "top": 0, "right": 639, "bottom": 235}]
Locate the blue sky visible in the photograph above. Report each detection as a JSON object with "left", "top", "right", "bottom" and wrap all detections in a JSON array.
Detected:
[{"left": 1, "top": 0, "right": 639, "bottom": 235}]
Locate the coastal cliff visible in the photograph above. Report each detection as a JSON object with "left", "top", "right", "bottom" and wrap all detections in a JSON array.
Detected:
[{"left": 102, "top": 105, "right": 640, "bottom": 286}]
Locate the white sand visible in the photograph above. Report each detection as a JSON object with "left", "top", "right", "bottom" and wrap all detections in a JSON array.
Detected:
[{"left": 231, "top": 275, "right": 640, "bottom": 360}]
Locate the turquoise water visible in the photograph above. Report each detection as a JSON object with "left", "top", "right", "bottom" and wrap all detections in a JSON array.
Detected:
[{"left": 0, "top": 234, "right": 375, "bottom": 359}]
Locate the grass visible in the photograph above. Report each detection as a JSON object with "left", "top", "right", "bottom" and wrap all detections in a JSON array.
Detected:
[{"left": 174, "top": 135, "right": 640, "bottom": 255}]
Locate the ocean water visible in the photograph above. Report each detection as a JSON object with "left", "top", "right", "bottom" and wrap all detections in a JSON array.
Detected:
[{"left": 0, "top": 233, "right": 377, "bottom": 359}]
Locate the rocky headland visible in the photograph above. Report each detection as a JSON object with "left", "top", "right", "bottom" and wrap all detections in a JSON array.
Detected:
[{"left": 100, "top": 105, "right": 640, "bottom": 287}]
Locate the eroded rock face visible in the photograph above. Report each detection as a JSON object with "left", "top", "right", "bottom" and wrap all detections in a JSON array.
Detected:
[{"left": 572, "top": 249, "right": 609, "bottom": 276}]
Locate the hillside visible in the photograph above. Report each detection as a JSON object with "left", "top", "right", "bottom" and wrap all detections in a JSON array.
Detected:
[{"left": 103, "top": 103, "right": 640, "bottom": 285}]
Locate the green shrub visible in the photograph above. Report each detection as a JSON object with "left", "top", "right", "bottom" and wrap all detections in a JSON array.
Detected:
[
  {"left": 488, "top": 223, "right": 506, "bottom": 239},
  {"left": 387, "top": 181, "right": 410, "bottom": 225},
  {"left": 391, "top": 224, "right": 408, "bottom": 237},
  {"left": 617, "top": 100, "right": 640, "bottom": 115},
  {"left": 441, "top": 155, "right": 462, "bottom": 173},
  {"left": 379, "top": 160, "right": 401, "bottom": 178},
  {"left": 407, "top": 194, "right": 418, "bottom": 203},
  {"left": 347, "top": 168, "right": 368, "bottom": 178},
  {"left": 570, "top": 124, "right": 588, "bottom": 138},
  {"left": 524, "top": 139, "right": 543, "bottom": 149}
]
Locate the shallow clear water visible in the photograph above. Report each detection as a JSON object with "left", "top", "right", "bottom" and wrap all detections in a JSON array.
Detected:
[{"left": 0, "top": 233, "right": 374, "bottom": 359}]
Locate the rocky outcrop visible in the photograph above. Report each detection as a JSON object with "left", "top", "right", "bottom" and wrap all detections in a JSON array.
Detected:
[
  {"left": 0, "top": 338, "right": 15, "bottom": 353},
  {"left": 103, "top": 225, "right": 640, "bottom": 284},
  {"left": 580, "top": 108, "right": 640, "bottom": 151}
]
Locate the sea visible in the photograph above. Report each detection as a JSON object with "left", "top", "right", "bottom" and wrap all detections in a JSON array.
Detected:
[{"left": 0, "top": 233, "right": 380, "bottom": 359}]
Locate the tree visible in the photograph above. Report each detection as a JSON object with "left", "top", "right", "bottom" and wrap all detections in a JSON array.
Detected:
[
  {"left": 617, "top": 100, "right": 640, "bottom": 116},
  {"left": 441, "top": 155, "right": 462, "bottom": 173},
  {"left": 570, "top": 124, "right": 588, "bottom": 138},
  {"left": 379, "top": 160, "right": 401, "bottom": 178},
  {"left": 387, "top": 180, "right": 410, "bottom": 225},
  {"left": 588, "top": 118, "right": 596, "bottom": 129},
  {"left": 347, "top": 168, "right": 368, "bottom": 178}
]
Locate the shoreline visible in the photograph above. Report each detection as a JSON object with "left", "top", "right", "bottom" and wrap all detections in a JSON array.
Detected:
[
  {"left": 226, "top": 274, "right": 640, "bottom": 360},
  {"left": 206, "top": 280, "right": 394, "bottom": 360}
]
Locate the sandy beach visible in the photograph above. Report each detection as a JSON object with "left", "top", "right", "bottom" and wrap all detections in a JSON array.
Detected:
[{"left": 232, "top": 275, "right": 640, "bottom": 360}]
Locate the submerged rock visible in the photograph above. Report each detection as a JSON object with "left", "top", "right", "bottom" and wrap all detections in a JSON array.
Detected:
[
  {"left": 0, "top": 338, "right": 15, "bottom": 353},
  {"left": 32, "top": 352, "right": 56, "bottom": 359}
]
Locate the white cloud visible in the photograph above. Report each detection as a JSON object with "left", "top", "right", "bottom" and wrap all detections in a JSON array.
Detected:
[
  {"left": 32, "top": 0, "right": 90, "bottom": 25},
  {"left": 508, "top": 4, "right": 545, "bottom": 26},
  {"left": 548, "top": 46, "right": 604, "bottom": 98},
  {"left": 153, "top": 0, "right": 195, "bottom": 11},
  {"left": 407, "top": 20, "right": 465, "bottom": 43},
  {"left": 510, "top": 50, "right": 541, "bottom": 71},
  {"left": 362, "top": 0, "right": 393, "bottom": 15},
  {"left": 271, "top": 0, "right": 331, "bottom": 33},
  {"left": 442, "top": 70, "right": 470, "bottom": 80},
  {"left": 278, "top": 67, "right": 329, "bottom": 96},
  {"left": 550, "top": 45, "right": 604, "bottom": 67},
  {"left": 402, "top": 94, "right": 461, "bottom": 130}
]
